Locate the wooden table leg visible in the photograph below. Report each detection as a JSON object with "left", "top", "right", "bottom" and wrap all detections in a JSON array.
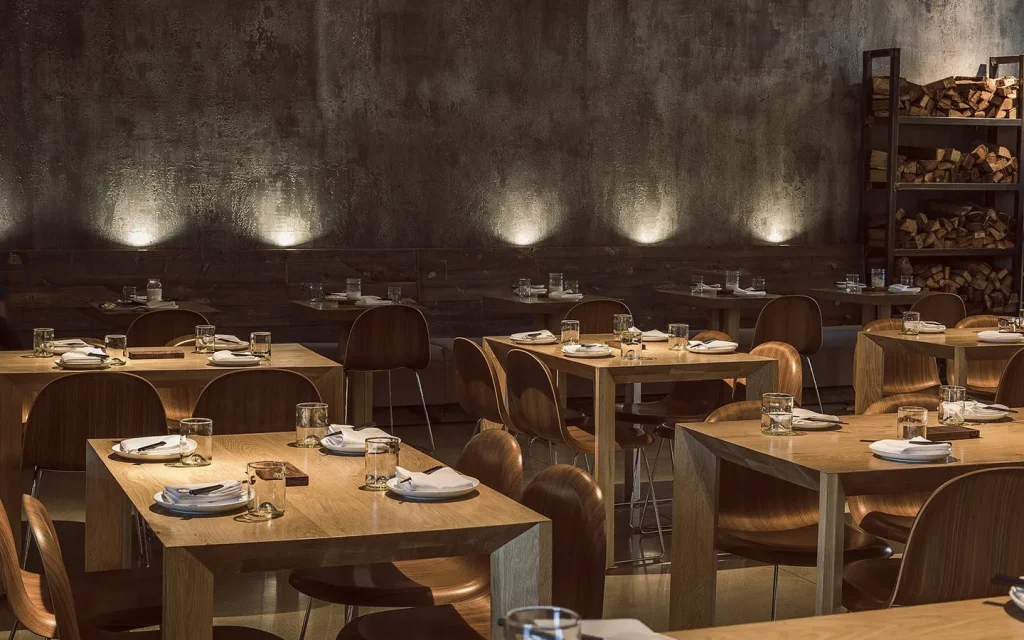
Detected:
[
  {"left": 860, "top": 304, "right": 878, "bottom": 325},
  {"left": 876, "top": 303, "right": 892, "bottom": 321},
  {"left": 723, "top": 309, "right": 741, "bottom": 342},
  {"left": 623, "top": 383, "right": 642, "bottom": 526},
  {"left": 163, "top": 547, "right": 214, "bottom": 640},
  {"left": 490, "top": 521, "right": 552, "bottom": 638},
  {"left": 0, "top": 376, "right": 23, "bottom": 552},
  {"left": 744, "top": 360, "right": 778, "bottom": 399},
  {"left": 815, "top": 472, "right": 845, "bottom": 615},
  {"left": 950, "top": 347, "right": 968, "bottom": 388},
  {"left": 854, "top": 332, "right": 884, "bottom": 414},
  {"left": 314, "top": 367, "right": 347, "bottom": 424},
  {"left": 556, "top": 371, "right": 568, "bottom": 410},
  {"left": 84, "top": 446, "right": 132, "bottom": 571},
  {"left": 708, "top": 309, "right": 722, "bottom": 333},
  {"left": 593, "top": 370, "right": 616, "bottom": 567},
  {"left": 669, "top": 428, "right": 719, "bottom": 630},
  {"left": 347, "top": 371, "right": 374, "bottom": 427}
]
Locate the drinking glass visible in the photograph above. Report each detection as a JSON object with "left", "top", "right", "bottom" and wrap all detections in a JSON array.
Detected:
[
  {"left": 560, "top": 319, "right": 580, "bottom": 346},
  {"left": 364, "top": 437, "right": 400, "bottom": 490},
  {"left": 250, "top": 331, "right": 272, "bottom": 359},
  {"left": 307, "top": 282, "right": 324, "bottom": 303},
  {"left": 1019, "top": 306, "right": 1024, "bottom": 331},
  {"left": 897, "top": 406, "right": 928, "bottom": 439},
  {"left": 845, "top": 273, "right": 861, "bottom": 293},
  {"left": 548, "top": 272, "right": 564, "bottom": 295},
  {"left": 502, "top": 606, "right": 582, "bottom": 640},
  {"left": 195, "top": 325, "right": 216, "bottom": 353},
  {"left": 612, "top": 313, "right": 634, "bottom": 337},
  {"left": 346, "top": 278, "right": 362, "bottom": 301},
  {"left": 563, "top": 279, "right": 578, "bottom": 295},
  {"left": 517, "top": 278, "right": 532, "bottom": 300},
  {"left": 177, "top": 418, "right": 213, "bottom": 466},
  {"left": 668, "top": 323, "right": 689, "bottom": 351},
  {"left": 939, "top": 385, "right": 966, "bottom": 427},
  {"left": 121, "top": 285, "right": 137, "bottom": 303},
  {"left": 388, "top": 286, "right": 402, "bottom": 304},
  {"left": 32, "top": 328, "right": 54, "bottom": 358},
  {"left": 999, "top": 316, "right": 1016, "bottom": 333},
  {"left": 246, "top": 461, "right": 286, "bottom": 520},
  {"left": 751, "top": 276, "right": 766, "bottom": 291},
  {"left": 295, "top": 402, "right": 329, "bottom": 448},
  {"left": 902, "top": 311, "right": 921, "bottom": 335},
  {"left": 870, "top": 268, "right": 886, "bottom": 290},
  {"left": 724, "top": 270, "right": 740, "bottom": 292},
  {"left": 691, "top": 275, "right": 705, "bottom": 294},
  {"left": 104, "top": 334, "right": 127, "bottom": 365},
  {"left": 760, "top": 393, "right": 794, "bottom": 436},
  {"left": 900, "top": 275, "right": 914, "bottom": 287},
  {"left": 146, "top": 278, "right": 162, "bottom": 302},
  {"left": 620, "top": 327, "right": 643, "bottom": 361}
]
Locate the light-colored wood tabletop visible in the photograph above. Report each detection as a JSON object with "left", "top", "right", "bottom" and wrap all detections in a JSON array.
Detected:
[
  {"left": 482, "top": 294, "right": 622, "bottom": 333},
  {"left": 806, "top": 287, "right": 926, "bottom": 324},
  {"left": 664, "top": 597, "right": 1024, "bottom": 639},
  {"left": 485, "top": 334, "right": 778, "bottom": 567},
  {"left": 670, "top": 412, "right": 1024, "bottom": 630},
  {"left": 86, "top": 431, "right": 550, "bottom": 640},
  {"left": 656, "top": 288, "right": 779, "bottom": 341},
  {"left": 854, "top": 328, "right": 1024, "bottom": 412}
]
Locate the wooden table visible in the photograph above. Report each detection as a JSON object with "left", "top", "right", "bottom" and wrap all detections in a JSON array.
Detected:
[
  {"left": 854, "top": 328, "right": 1024, "bottom": 413},
  {"left": 83, "top": 300, "right": 222, "bottom": 329},
  {"left": 485, "top": 335, "right": 778, "bottom": 566},
  {"left": 656, "top": 289, "right": 779, "bottom": 341},
  {"left": 665, "top": 597, "right": 1024, "bottom": 639},
  {"left": 0, "top": 344, "right": 342, "bottom": 549},
  {"left": 669, "top": 413, "right": 1024, "bottom": 630},
  {"left": 86, "top": 432, "right": 550, "bottom": 640},
  {"left": 481, "top": 294, "right": 622, "bottom": 333},
  {"left": 806, "top": 288, "right": 927, "bottom": 324}
]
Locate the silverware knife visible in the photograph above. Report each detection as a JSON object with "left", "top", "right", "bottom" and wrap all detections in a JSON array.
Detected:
[
  {"left": 183, "top": 483, "right": 224, "bottom": 496},
  {"left": 860, "top": 439, "right": 952, "bottom": 445},
  {"left": 131, "top": 440, "right": 169, "bottom": 453},
  {"left": 801, "top": 417, "right": 850, "bottom": 425},
  {"left": 992, "top": 573, "right": 1024, "bottom": 588},
  {"left": 398, "top": 465, "right": 445, "bottom": 484}
]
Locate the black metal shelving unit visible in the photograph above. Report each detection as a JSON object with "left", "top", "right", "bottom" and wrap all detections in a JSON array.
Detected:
[{"left": 860, "top": 48, "right": 1024, "bottom": 303}]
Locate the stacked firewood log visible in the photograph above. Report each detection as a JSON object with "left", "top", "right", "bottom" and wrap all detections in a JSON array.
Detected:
[
  {"left": 869, "top": 144, "right": 1019, "bottom": 184},
  {"left": 872, "top": 75, "right": 1019, "bottom": 119},
  {"left": 895, "top": 257, "right": 1018, "bottom": 314},
  {"left": 895, "top": 205, "right": 1015, "bottom": 250}
]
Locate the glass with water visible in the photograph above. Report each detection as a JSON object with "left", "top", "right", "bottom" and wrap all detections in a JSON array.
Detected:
[
  {"left": 902, "top": 311, "right": 921, "bottom": 335},
  {"left": 563, "top": 279, "right": 578, "bottom": 295},
  {"left": 845, "top": 273, "right": 861, "bottom": 293},
  {"left": 364, "top": 437, "right": 400, "bottom": 490},
  {"left": 250, "top": 332, "right": 272, "bottom": 359},
  {"left": 295, "top": 402, "right": 329, "bottom": 448},
  {"left": 246, "top": 461, "right": 286, "bottom": 520},
  {"left": 32, "top": 328, "right": 54, "bottom": 357},
  {"left": 691, "top": 275, "right": 704, "bottom": 293},
  {"left": 760, "top": 393, "right": 794, "bottom": 436},
  {"left": 346, "top": 278, "right": 362, "bottom": 301},
  {"left": 724, "top": 270, "right": 740, "bottom": 292},
  {"left": 560, "top": 320, "right": 580, "bottom": 345},
  {"left": 176, "top": 418, "right": 213, "bottom": 466},
  {"left": 668, "top": 323, "right": 689, "bottom": 351},
  {"left": 195, "top": 324, "right": 216, "bottom": 353},
  {"left": 751, "top": 276, "right": 766, "bottom": 291},
  {"left": 121, "top": 285, "right": 137, "bottom": 303},
  {"left": 503, "top": 606, "right": 582, "bottom": 640},
  {"left": 388, "top": 286, "right": 402, "bottom": 303},
  {"left": 548, "top": 272, "right": 563, "bottom": 295},
  {"left": 939, "top": 386, "right": 965, "bottom": 426},
  {"left": 870, "top": 268, "right": 886, "bottom": 290},
  {"left": 897, "top": 406, "right": 928, "bottom": 439},
  {"left": 612, "top": 313, "right": 633, "bottom": 337},
  {"left": 620, "top": 327, "right": 643, "bottom": 361},
  {"left": 307, "top": 282, "right": 324, "bottom": 302},
  {"left": 517, "top": 278, "right": 532, "bottom": 300},
  {"left": 104, "top": 334, "right": 127, "bottom": 365}
]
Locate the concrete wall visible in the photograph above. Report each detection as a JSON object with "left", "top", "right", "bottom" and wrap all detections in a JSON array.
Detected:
[{"left": 1, "top": 0, "right": 1022, "bottom": 250}]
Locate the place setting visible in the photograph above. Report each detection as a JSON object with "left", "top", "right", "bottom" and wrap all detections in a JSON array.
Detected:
[
  {"left": 724, "top": 270, "right": 768, "bottom": 298},
  {"left": 545, "top": 273, "right": 583, "bottom": 301},
  {"left": 863, "top": 405, "right": 955, "bottom": 464},
  {"left": 510, "top": 329, "right": 559, "bottom": 345},
  {"left": 198, "top": 326, "right": 272, "bottom": 366}
]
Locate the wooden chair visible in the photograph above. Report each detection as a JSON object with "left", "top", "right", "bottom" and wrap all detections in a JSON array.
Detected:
[
  {"left": 751, "top": 295, "right": 824, "bottom": 411},
  {"left": 843, "top": 467, "right": 1024, "bottom": 611},
  {"left": 20, "top": 494, "right": 284, "bottom": 640},
  {"left": 166, "top": 334, "right": 195, "bottom": 347},
  {"left": 191, "top": 369, "right": 322, "bottom": 434},
  {"left": 845, "top": 392, "right": 939, "bottom": 544},
  {"left": 704, "top": 401, "right": 893, "bottom": 619},
  {"left": 863, "top": 318, "right": 941, "bottom": 396},
  {"left": 731, "top": 341, "right": 804, "bottom": 406},
  {"left": 453, "top": 338, "right": 511, "bottom": 433},
  {"left": 910, "top": 292, "right": 967, "bottom": 329},
  {"left": 563, "top": 299, "right": 631, "bottom": 334},
  {"left": 995, "top": 348, "right": 1024, "bottom": 407},
  {"left": 336, "top": 464, "right": 605, "bottom": 640},
  {"left": 949, "top": 315, "right": 1006, "bottom": 398},
  {"left": 125, "top": 309, "right": 209, "bottom": 347},
  {"left": 288, "top": 430, "right": 522, "bottom": 639},
  {"left": 343, "top": 305, "right": 435, "bottom": 449}
]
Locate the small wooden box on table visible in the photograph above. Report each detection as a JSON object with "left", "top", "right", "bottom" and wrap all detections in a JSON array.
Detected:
[
  {"left": 655, "top": 289, "right": 779, "bottom": 341},
  {"left": 481, "top": 295, "right": 622, "bottom": 334},
  {"left": 806, "top": 287, "right": 927, "bottom": 324}
]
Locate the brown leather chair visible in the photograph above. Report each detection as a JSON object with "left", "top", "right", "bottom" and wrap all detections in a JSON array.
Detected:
[
  {"left": 125, "top": 309, "right": 209, "bottom": 347},
  {"left": 20, "top": 495, "right": 284, "bottom": 640},
  {"left": 563, "top": 299, "right": 631, "bottom": 334},
  {"left": 910, "top": 293, "right": 967, "bottom": 329},
  {"left": 846, "top": 392, "right": 940, "bottom": 544},
  {"left": 343, "top": 305, "right": 434, "bottom": 449},
  {"left": 751, "top": 295, "right": 823, "bottom": 411},
  {"left": 191, "top": 369, "right": 322, "bottom": 434},
  {"left": 288, "top": 430, "right": 523, "bottom": 639},
  {"left": 950, "top": 315, "right": 1006, "bottom": 398},
  {"left": 995, "top": 348, "right": 1024, "bottom": 407},
  {"left": 704, "top": 401, "right": 893, "bottom": 619},
  {"left": 863, "top": 318, "right": 941, "bottom": 396},
  {"left": 843, "top": 467, "right": 1024, "bottom": 611},
  {"left": 336, "top": 464, "right": 605, "bottom": 640}
]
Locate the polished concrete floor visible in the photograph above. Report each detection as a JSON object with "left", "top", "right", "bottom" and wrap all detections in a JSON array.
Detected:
[{"left": 1, "top": 419, "right": 824, "bottom": 639}]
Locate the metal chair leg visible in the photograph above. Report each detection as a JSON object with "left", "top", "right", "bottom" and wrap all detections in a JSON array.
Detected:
[
  {"left": 414, "top": 371, "right": 435, "bottom": 451},
  {"left": 7, "top": 620, "right": 18, "bottom": 640},
  {"left": 771, "top": 564, "right": 780, "bottom": 620},
  {"left": 387, "top": 371, "right": 395, "bottom": 434},
  {"left": 20, "top": 467, "right": 41, "bottom": 568},
  {"left": 298, "top": 595, "right": 314, "bottom": 640},
  {"left": 345, "top": 605, "right": 359, "bottom": 624},
  {"left": 806, "top": 356, "right": 824, "bottom": 413},
  {"left": 344, "top": 376, "right": 349, "bottom": 424},
  {"left": 134, "top": 508, "right": 151, "bottom": 568},
  {"left": 614, "top": 451, "right": 666, "bottom": 565},
  {"left": 583, "top": 454, "right": 592, "bottom": 474}
]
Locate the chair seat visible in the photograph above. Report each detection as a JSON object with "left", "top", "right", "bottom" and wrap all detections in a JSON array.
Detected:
[
  {"left": 614, "top": 401, "right": 710, "bottom": 426},
  {"left": 337, "top": 598, "right": 489, "bottom": 640},
  {"left": 566, "top": 425, "right": 653, "bottom": 454},
  {"left": 717, "top": 523, "right": 893, "bottom": 567},
  {"left": 654, "top": 423, "right": 677, "bottom": 440},
  {"left": 564, "top": 408, "right": 589, "bottom": 427},
  {"left": 841, "top": 557, "right": 900, "bottom": 611},
  {"left": 857, "top": 511, "right": 916, "bottom": 544},
  {"left": 288, "top": 556, "right": 489, "bottom": 608},
  {"left": 72, "top": 568, "right": 163, "bottom": 632},
  {"left": 965, "top": 384, "right": 997, "bottom": 400}
]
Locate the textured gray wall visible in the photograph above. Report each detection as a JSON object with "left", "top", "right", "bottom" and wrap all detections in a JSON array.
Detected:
[{"left": 1, "top": 0, "right": 1022, "bottom": 250}]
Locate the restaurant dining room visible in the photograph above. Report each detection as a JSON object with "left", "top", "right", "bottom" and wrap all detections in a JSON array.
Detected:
[{"left": 3, "top": 0, "right": 1024, "bottom": 638}]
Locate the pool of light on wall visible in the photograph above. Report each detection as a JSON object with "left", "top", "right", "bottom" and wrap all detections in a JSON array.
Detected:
[
  {"left": 99, "top": 171, "right": 185, "bottom": 247},
  {"left": 614, "top": 185, "right": 680, "bottom": 244},
  {"left": 250, "top": 176, "right": 324, "bottom": 248},
  {"left": 490, "top": 183, "right": 562, "bottom": 246}
]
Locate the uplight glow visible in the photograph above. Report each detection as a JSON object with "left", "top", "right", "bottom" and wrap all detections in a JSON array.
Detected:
[
  {"left": 491, "top": 182, "right": 562, "bottom": 246},
  {"left": 250, "top": 176, "right": 324, "bottom": 248},
  {"left": 98, "top": 171, "right": 185, "bottom": 247}
]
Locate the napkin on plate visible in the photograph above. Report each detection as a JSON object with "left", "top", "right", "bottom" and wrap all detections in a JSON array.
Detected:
[
  {"left": 53, "top": 339, "right": 91, "bottom": 348},
  {"left": 210, "top": 350, "right": 259, "bottom": 363},
  {"left": 965, "top": 401, "right": 1010, "bottom": 419},
  {"left": 580, "top": 619, "right": 672, "bottom": 640},
  {"left": 395, "top": 466, "right": 474, "bottom": 491},
  {"left": 641, "top": 329, "right": 668, "bottom": 340},
  {"left": 321, "top": 425, "right": 393, "bottom": 448},
  {"left": 888, "top": 284, "right": 922, "bottom": 293},
  {"left": 687, "top": 339, "right": 738, "bottom": 352},
  {"left": 836, "top": 281, "right": 868, "bottom": 289},
  {"left": 215, "top": 334, "right": 246, "bottom": 345},
  {"left": 144, "top": 300, "right": 178, "bottom": 310},
  {"left": 732, "top": 288, "right": 766, "bottom": 297},
  {"left": 564, "top": 343, "right": 610, "bottom": 354},
  {"left": 869, "top": 436, "right": 952, "bottom": 458},
  {"left": 162, "top": 480, "right": 246, "bottom": 505},
  {"left": 978, "top": 330, "right": 1024, "bottom": 343},
  {"left": 549, "top": 293, "right": 584, "bottom": 300},
  {"left": 792, "top": 407, "right": 842, "bottom": 425},
  {"left": 120, "top": 435, "right": 185, "bottom": 456},
  {"left": 355, "top": 299, "right": 393, "bottom": 307},
  {"left": 60, "top": 348, "right": 108, "bottom": 362},
  {"left": 511, "top": 330, "right": 556, "bottom": 342}
]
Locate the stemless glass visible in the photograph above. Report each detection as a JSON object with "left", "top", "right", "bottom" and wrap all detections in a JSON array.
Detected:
[
  {"left": 724, "top": 270, "right": 740, "bottom": 292},
  {"left": 871, "top": 268, "right": 886, "bottom": 290},
  {"left": 517, "top": 278, "right": 532, "bottom": 300},
  {"left": 346, "top": 278, "right": 362, "bottom": 301},
  {"left": 612, "top": 313, "right": 634, "bottom": 337},
  {"left": 195, "top": 325, "right": 216, "bottom": 353},
  {"left": 246, "top": 461, "right": 286, "bottom": 520},
  {"left": 939, "top": 385, "right": 966, "bottom": 426},
  {"left": 900, "top": 275, "right": 914, "bottom": 287},
  {"left": 364, "top": 437, "right": 400, "bottom": 490},
  {"left": 563, "top": 279, "right": 578, "bottom": 295},
  {"left": 250, "top": 331, "right": 272, "bottom": 359},
  {"left": 388, "top": 286, "right": 402, "bottom": 304},
  {"left": 33, "top": 328, "right": 54, "bottom": 358},
  {"left": 295, "top": 402, "right": 329, "bottom": 447},
  {"left": 751, "top": 276, "right": 766, "bottom": 291},
  {"left": 897, "top": 406, "right": 928, "bottom": 439},
  {"left": 845, "top": 273, "right": 861, "bottom": 293},
  {"left": 307, "top": 282, "right": 324, "bottom": 303},
  {"left": 691, "top": 275, "right": 705, "bottom": 293},
  {"left": 121, "top": 285, "right": 137, "bottom": 303},
  {"left": 620, "top": 327, "right": 643, "bottom": 361},
  {"left": 177, "top": 418, "right": 213, "bottom": 466},
  {"left": 503, "top": 607, "right": 582, "bottom": 640},
  {"left": 902, "top": 311, "right": 921, "bottom": 335},
  {"left": 668, "top": 323, "right": 689, "bottom": 351},
  {"left": 999, "top": 316, "right": 1016, "bottom": 333},
  {"left": 104, "top": 334, "right": 128, "bottom": 365},
  {"left": 560, "top": 319, "right": 580, "bottom": 346},
  {"left": 760, "top": 393, "right": 794, "bottom": 436},
  {"left": 548, "top": 272, "right": 564, "bottom": 295}
]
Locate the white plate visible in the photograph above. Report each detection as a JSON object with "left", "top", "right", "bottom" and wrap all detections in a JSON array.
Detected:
[
  {"left": 641, "top": 334, "right": 668, "bottom": 342},
  {"left": 686, "top": 346, "right": 738, "bottom": 355},
  {"left": 511, "top": 338, "right": 558, "bottom": 345},
  {"left": 153, "top": 488, "right": 252, "bottom": 515},
  {"left": 214, "top": 341, "right": 250, "bottom": 351},
  {"left": 112, "top": 436, "right": 198, "bottom": 462},
  {"left": 386, "top": 475, "right": 480, "bottom": 501},
  {"left": 324, "top": 294, "right": 349, "bottom": 301},
  {"left": 562, "top": 348, "right": 613, "bottom": 359},
  {"left": 207, "top": 356, "right": 261, "bottom": 367},
  {"left": 873, "top": 450, "right": 951, "bottom": 463},
  {"left": 978, "top": 331, "right": 1024, "bottom": 344},
  {"left": 322, "top": 433, "right": 401, "bottom": 455},
  {"left": 54, "top": 359, "right": 111, "bottom": 370},
  {"left": 1011, "top": 585, "right": 1024, "bottom": 612},
  {"left": 965, "top": 402, "right": 1011, "bottom": 422}
]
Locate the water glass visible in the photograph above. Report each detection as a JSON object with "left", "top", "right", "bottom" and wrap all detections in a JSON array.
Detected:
[
  {"left": 939, "top": 385, "right": 966, "bottom": 427},
  {"left": 900, "top": 275, "right": 914, "bottom": 287},
  {"left": 195, "top": 325, "right": 216, "bottom": 353},
  {"left": 121, "top": 285, "right": 137, "bottom": 303},
  {"left": 388, "top": 286, "right": 402, "bottom": 304},
  {"left": 901, "top": 311, "right": 921, "bottom": 335},
  {"left": 177, "top": 418, "right": 213, "bottom": 466},
  {"left": 998, "top": 316, "right": 1016, "bottom": 333},
  {"left": 845, "top": 273, "right": 861, "bottom": 293},
  {"left": 620, "top": 327, "right": 643, "bottom": 361},
  {"left": 563, "top": 279, "right": 578, "bottom": 295},
  {"left": 691, "top": 275, "right": 705, "bottom": 293},
  {"left": 295, "top": 402, "right": 329, "bottom": 447},
  {"left": 760, "top": 393, "right": 794, "bottom": 436},
  {"left": 548, "top": 272, "right": 564, "bottom": 295},
  {"left": 246, "top": 461, "right": 286, "bottom": 520},
  {"left": 751, "top": 276, "right": 766, "bottom": 291},
  {"left": 612, "top": 313, "right": 634, "bottom": 337},
  {"left": 560, "top": 319, "right": 580, "bottom": 346},
  {"left": 871, "top": 268, "right": 886, "bottom": 290},
  {"left": 364, "top": 437, "right": 400, "bottom": 490},
  {"left": 32, "top": 328, "right": 54, "bottom": 358},
  {"left": 104, "top": 334, "right": 127, "bottom": 365},
  {"left": 517, "top": 278, "right": 532, "bottom": 299},
  {"left": 668, "top": 323, "right": 689, "bottom": 351},
  {"left": 346, "top": 277, "right": 362, "bottom": 301},
  {"left": 724, "top": 270, "right": 740, "bottom": 292},
  {"left": 246, "top": 332, "right": 270, "bottom": 359},
  {"left": 897, "top": 406, "right": 928, "bottom": 439},
  {"left": 307, "top": 282, "right": 324, "bottom": 303},
  {"left": 503, "top": 606, "right": 582, "bottom": 640}
]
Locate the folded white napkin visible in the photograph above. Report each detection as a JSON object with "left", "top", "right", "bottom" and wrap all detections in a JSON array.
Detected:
[
  {"left": 563, "top": 343, "right": 610, "bottom": 354},
  {"left": 162, "top": 480, "right": 246, "bottom": 505},
  {"left": 53, "top": 339, "right": 90, "bottom": 347},
  {"left": 792, "top": 407, "right": 842, "bottom": 425},
  {"left": 321, "top": 425, "right": 392, "bottom": 448},
  {"left": 355, "top": 299, "right": 393, "bottom": 307},
  {"left": 918, "top": 321, "right": 946, "bottom": 333},
  {"left": 211, "top": 350, "right": 259, "bottom": 363},
  {"left": 145, "top": 300, "right": 178, "bottom": 309},
  {"left": 395, "top": 466, "right": 474, "bottom": 491},
  {"left": 548, "top": 292, "right": 584, "bottom": 300},
  {"left": 836, "top": 281, "right": 867, "bottom": 289},
  {"left": 215, "top": 334, "right": 245, "bottom": 345},
  {"left": 120, "top": 435, "right": 185, "bottom": 456},
  {"left": 978, "top": 330, "right": 1024, "bottom": 343},
  {"left": 60, "top": 348, "right": 108, "bottom": 362},
  {"left": 511, "top": 330, "right": 557, "bottom": 342},
  {"left": 965, "top": 401, "right": 1010, "bottom": 419},
  {"left": 642, "top": 329, "right": 668, "bottom": 339},
  {"left": 888, "top": 284, "right": 922, "bottom": 293},
  {"left": 869, "top": 436, "right": 952, "bottom": 458},
  {"left": 580, "top": 619, "right": 671, "bottom": 640},
  {"left": 732, "top": 288, "right": 766, "bottom": 297},
  {"left": 687, "top": 339, "right": 738, "bottom": 352}
]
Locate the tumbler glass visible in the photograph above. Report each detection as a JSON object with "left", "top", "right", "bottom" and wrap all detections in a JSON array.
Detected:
[
  {"left": 121, "top": 285, "right": 137, "bottom": 303},
  {"left": 939, "top": 385, "right": 966, "bottom": 427},
  {"left": 900, "top": 275, "right": 914, "bottom": 287},
  {"left": 364, "top": 437, "right": 400, "bottom": 490},
  {"left": 177, "top": 418, "right": 213, "bottom": 466},
  {"left": 620, "top": 327, "right": 643, "bottom": 361},
  {"left": 246, "top": 461, "right": 286, "bottom": 520},
  {"left": 760, "top": 393, "right": 794, "bottom": 436},
  {"left": 691, "top": 275, "right": 705, "bottom": 293},
  {"left": 517, "top": 278, "right": 532, "bottom": 300},
  {"left": 612, "top": 313, "right": 634, "bottom": 337},
  {"left": 871, "top": 268, "right": 886, "bottom": 290},
  {"left": 195, "top": 325, "right": 216, "bottom": 353},
  {"left": 295, "top": 402, "right": 329, "bottom": 447},
  {"left": 307, "top": 282, "right": 324, "bottom": 303},
  {"left": 897, "top": 406, "right": 928, "bottom": 439},
  {"left": 104, "top": 334, "right": 128, "bottom": 365},
  {"left": 560, "top": 320, "right": 580, "bottom": 346},
  {"left": 502, "top": 606, "right": 582, "bottom": 640},
  {"left": 845, "top": 273, "right": 861, "bottom": 293},
  {"left": 548, "top": 272, "right": 564, "bottom": 295},
  {"left": 563, "top": 279, "right": 578, "bottom": 295},
  {"left": 33, "top": 328, "right": 54, "bottom": 358},
  {"left": 902, "top": 311, "right": 921, "bottom": 335},
  {"left": 250, "top": 332, "right": 272, "bottom": 359},
  {"left": 751, "top": 276, "right": 766, "bottom": 291},
  {"left": 668, "top": 323, "right": 689, "bottom": 351},
  {"left": 388, "top": 286, "right": 402, "bottom": 304},
  {"left": 346, "top": 278, "right": 362, "bottom": 301},
  {"left": 724, "top": 270, "right": 740, "bottom": 292}
]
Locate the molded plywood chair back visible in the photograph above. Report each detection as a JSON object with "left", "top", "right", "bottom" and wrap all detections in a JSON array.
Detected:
[
  {"left": 910, "top": 293, "right": 966, "bottom": 329},
  {"left": 563, "top": 299, "right": 631, "bottom": 334},
  {"left": 995, "top": 348, "right": 1024, "bottom": 407},
  {"left": 455, "top": 429, "right": 523, "bottom": 500},
  {"left": 863, "top": 318, "right": 941, "bottom": 396},
  {"left": 452, "top": 337, "right": 508, "bottom": 428},
  {"left": 126, "top": 309, "right": 209, "bottom": 347},
  {"left": 192, "top": 369, "right": 322, "bottom": 434},
  {"left": 343, "top": 305, "right": 431, "bottom": 372}
]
